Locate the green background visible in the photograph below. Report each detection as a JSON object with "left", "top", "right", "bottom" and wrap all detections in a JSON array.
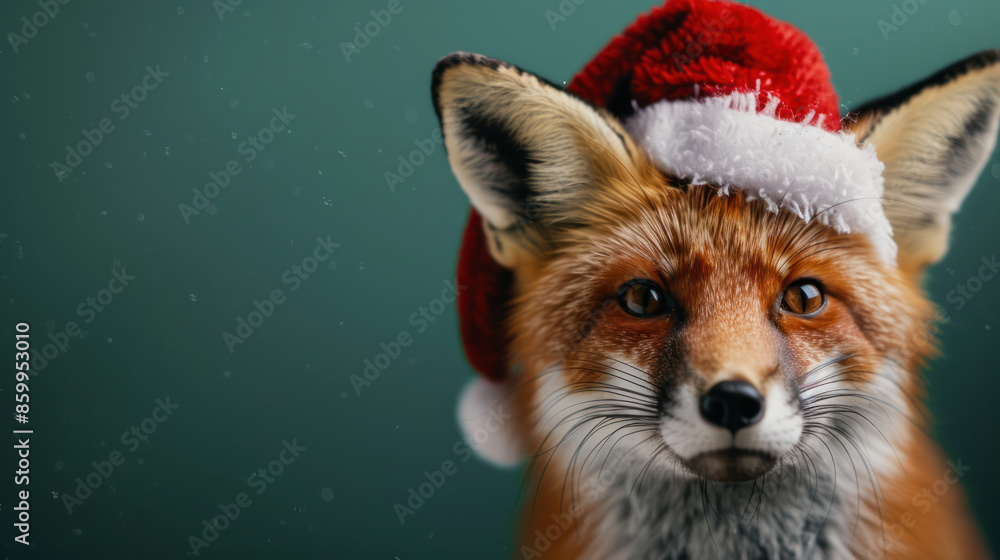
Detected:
[{"left": 1, "top": 0, "right": 998, "bottom": 558}]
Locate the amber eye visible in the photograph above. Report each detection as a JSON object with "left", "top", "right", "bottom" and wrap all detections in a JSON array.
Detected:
[
  {"left": 781, "top": 280, "right": 826, "bottom": 316},
  {"left": 617, "top": 279, "right": 670, "bottom": 318}
]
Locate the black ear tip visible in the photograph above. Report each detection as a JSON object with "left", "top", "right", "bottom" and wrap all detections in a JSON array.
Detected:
[
  {"left": 851, "top": 49, "right": 1000, "bottom": 117},
  {"left": 434, "top": 51, "right": 505, "bottom": 74},
  {"left": 431, "top": 52, "right": 508, "bottom": 122}
]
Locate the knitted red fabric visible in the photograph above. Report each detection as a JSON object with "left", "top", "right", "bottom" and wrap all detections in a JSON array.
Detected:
[
  {"left": 567, "top": 0, "right": 841, "bottom": 132},
  {"left": 456, "top": 208, "right": 511, "bottom": 381}
]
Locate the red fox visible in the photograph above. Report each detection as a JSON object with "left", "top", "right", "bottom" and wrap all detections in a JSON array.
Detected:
[{"left": 433, "top": 1, "right": 998, "bottom": 558}]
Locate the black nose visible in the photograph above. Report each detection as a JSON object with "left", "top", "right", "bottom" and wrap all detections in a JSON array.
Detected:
[{"left": 699, "top": 381, "right": 765, "bottom": 433}]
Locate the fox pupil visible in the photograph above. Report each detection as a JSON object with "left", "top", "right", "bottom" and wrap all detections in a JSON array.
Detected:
[
  {"left": 782, "top": 281, "right": 825, "bottom": 316},
  {"left": 619, "top": 280, "right": 666, "bottom": 317}
]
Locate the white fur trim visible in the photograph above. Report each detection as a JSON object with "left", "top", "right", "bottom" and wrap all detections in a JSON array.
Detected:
[
  {"left": 457, "top": 377, "right": 522, "bottom": 467},
  {"left": 626, "top": 92, "right": 897, "bottom": 263}
]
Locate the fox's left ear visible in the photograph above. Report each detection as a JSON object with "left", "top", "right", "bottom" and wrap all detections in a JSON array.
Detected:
[{"left": 846, "top": 50, "right": 1000, "bottom": 277}]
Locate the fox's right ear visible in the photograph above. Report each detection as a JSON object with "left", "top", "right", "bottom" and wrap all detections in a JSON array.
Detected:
[{"left": 432, "top": 52, "right": 642, "bottom": 270}]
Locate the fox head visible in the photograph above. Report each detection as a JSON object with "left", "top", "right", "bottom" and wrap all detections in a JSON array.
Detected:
[{"left": 433, "top": 38, "right": 999, "bottom": 560}]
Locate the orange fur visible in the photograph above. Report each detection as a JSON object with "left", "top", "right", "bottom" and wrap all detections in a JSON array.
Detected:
[{"left": 506, "top": 183, "right": 984, "bottom": 559}]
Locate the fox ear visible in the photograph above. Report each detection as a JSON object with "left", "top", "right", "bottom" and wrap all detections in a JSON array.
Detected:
[
  {"left": 846, "top": 50, "right": 1000, "bottom": 277},
  {"left": 432, "top": 52, "right": 640, "bottom": 269}
]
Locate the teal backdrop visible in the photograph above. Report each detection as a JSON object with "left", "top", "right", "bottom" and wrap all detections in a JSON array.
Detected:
[{"left": 1, "top": 0, "right": 998, "bottom": 558}]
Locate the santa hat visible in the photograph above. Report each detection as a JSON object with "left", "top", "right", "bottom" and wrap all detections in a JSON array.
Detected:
[{"left": 453, "top": 0, "right": 893, "bottom": 461}]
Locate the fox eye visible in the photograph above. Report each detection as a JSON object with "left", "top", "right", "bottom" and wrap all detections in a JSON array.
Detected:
[
  {"left": 618, "top": 279, "right": 670, "bottom": 318},
  {"left": 781, "top": 280, "right": 826, "bottom": 316}
]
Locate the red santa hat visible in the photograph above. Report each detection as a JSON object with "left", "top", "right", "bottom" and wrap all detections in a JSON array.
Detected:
[{"left": 455, "top": 0, "right": 893, "bottom": 388}]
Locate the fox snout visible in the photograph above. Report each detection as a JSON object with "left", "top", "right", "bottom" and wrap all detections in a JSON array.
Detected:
[{"left": 698, "top": 381, "right": 765, "bottom": 433}]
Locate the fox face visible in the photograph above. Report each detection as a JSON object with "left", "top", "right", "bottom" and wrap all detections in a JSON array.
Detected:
[
  {"left": 433, "top": 25, "right": 999, "bottom": 560},
  {"left": 512, "top": 184, "right": 929, "bottom": 482}
]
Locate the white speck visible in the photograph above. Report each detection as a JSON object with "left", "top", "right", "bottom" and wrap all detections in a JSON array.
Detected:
[
  {"left": 231, "top": 132, "right": 238, "bottom": 139},
  {"left": 223, "top": 370, "right": 232, "bottom": 378},
  {"left": 177, "top": 6, "right": 184, "bottom": 14},
  {"left": 852, "top": 47, "right": 859, "bottom": 56},
  {"left": 230, "top": 99, "right": 239, "bottom": 108},
  {"left": 948, "top": 10, "right": 962, "bottom": 25},
  {"left": 338, "top": 150, "right": 345, "bottom": 157},
  {"left": 85, "top": 72, "right": 95, "bottom": 82},
  {"left": 107, "top": 338, "right": 112, "bottom": 343},
  {"left": 203, "top": 55, "right": 209, "bottom": 63},
  {"left": 104, "top": 162, "right": 113, "bottom": 169},
  {"left": 18, "top": 132, "right": 25, "bottom": 140},
  {"left": 143, "top": 129, "right": 152, "bottom": 136},
  {"left": 164, "top": 146, "right": 170, "bottom": 155},
  {"left": 101, "top": 210, "right": 108, "bottom": 215},
  {"left": 137, "top": 213, "right": 145, "bottom": 222},
  {"left": 299, "top": 42, "right": 313, "bottom": 50},
  {"left": 991, "top": 163, "right": 1000, "bottom": 179},
  {"left": 320, "top": 487, "right": 334, "bottom": 501},
  {"left": 189, "top": 293, "right": 197, "bottom": 302}
]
